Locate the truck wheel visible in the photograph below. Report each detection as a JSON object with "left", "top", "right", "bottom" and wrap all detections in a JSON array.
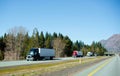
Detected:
[
  {"left": 40, "top": 57, "right": 44, "bottom": 60},
  {"left": 50, "top": 57, "right": 53, "bottom": 60}
]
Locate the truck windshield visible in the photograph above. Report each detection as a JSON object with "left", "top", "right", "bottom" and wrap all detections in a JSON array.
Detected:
[
  {"left": 28, "top": 48, "right": 38, "bottom": 55},
  {"left": 29, "top": 50, "right": 34, "bottom": 55}
]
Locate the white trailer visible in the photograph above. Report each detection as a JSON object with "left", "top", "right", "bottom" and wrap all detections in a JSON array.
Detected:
[
  {"left": 26, "top": 48, "right": 55, "bottom": 61},
  {"left": 86, "top": 52, "right": 93, "bottom": 56}
]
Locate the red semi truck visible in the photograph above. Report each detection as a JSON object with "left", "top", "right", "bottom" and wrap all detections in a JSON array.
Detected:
[{"left": 72, "top": 50, "right": 83, "bottom": 57}]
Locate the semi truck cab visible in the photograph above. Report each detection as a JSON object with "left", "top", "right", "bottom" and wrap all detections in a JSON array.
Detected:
[
  {"left": 72, "top": 50, "right": 83, "bottom": 58},
  {"left": 26, "top": 48, "right": 40, "bottom": 61}
]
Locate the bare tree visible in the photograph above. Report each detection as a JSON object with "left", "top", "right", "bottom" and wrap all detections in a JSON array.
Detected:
[
  {"left": 53, "top": 38, "right": 66, "bottom": 57},
  {"left": 4, "top": 26, "right": 27, "bottom": 60}
]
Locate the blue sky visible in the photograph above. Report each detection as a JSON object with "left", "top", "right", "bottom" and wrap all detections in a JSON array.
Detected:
[{"left": 0, "top": 0, "right": 120, "bottom": 45}]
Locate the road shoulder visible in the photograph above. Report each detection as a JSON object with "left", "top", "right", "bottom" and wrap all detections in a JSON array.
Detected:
[{"left": 41, "top": 57, "right": 111, "bottom": 76}]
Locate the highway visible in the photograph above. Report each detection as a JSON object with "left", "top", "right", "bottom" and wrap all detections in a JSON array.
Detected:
[
  {"left": 74, "top": 55, "right": 120, "bottom": 76},
  {"left": 0, "top": 57, "right": 78, "bottom": 68},
  {"left": 0, "top": 57, "right": 97, "bottom": 68}
]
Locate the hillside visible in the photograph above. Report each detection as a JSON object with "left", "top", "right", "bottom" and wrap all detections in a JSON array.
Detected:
[{"left": 100, "top": 34, "right": 120, "bottom": 52}]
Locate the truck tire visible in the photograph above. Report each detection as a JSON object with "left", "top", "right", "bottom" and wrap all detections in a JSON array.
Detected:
[
  {"left": 50, "top": 57, "right": 53, "bottom": 60},
  {"left": 40, "top": 57, "right": 44, "bottom": 60}
]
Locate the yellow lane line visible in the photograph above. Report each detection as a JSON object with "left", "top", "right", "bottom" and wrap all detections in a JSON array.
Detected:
[{"left": 88, "top": 58, "right": 112, "bottom": 76}]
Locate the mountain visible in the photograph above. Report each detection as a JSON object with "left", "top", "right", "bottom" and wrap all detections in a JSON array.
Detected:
[{"left": 100, "top": 34, "right": 120, "bottom": 52}]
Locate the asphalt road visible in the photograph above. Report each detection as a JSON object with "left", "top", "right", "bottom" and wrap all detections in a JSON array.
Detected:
[
  {"left": 93, "top": 54, "right": 120, "bottom": 76},
  {"left": 0, "top": 57, "right": 81, "bottom": 68},
  {"left": 74, "top": 55, "right": 120, "bottom": 76}
]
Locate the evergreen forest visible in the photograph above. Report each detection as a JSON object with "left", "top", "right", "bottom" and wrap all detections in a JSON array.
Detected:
[{"left": 0, "top": 27, "right": 107, "bottom": 60}]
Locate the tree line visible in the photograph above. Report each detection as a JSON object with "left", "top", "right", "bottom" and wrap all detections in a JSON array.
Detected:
[{"left": 0, "top": 27, "right": 107, "bottom": 60}]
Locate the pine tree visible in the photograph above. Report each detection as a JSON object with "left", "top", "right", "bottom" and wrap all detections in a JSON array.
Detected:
[
  {"left": 58, "top": 33, "right": 63, "bottom": 39},
  {"left": 45, "top": 32, "right": 49, "bottom": 40},
  {"left": 53, "top": 32, "right": 57, "bottom": 39},
  {"left": 31, "top": 28, "right": 40, "bottom": 48},
  {"left": 64, "top": 36, "right": 73, "bottom": 56},
  {"left": 45, "top": 36, "right": 51, "bottom": 48},
  {"left": 0, "top": 36, "right": 6, "bottom": 51},
  {"left": 39, "top": 31, "right": 45, "bottom": 48},
  {"left": 22, "top": 32, "right": 30, "bottom": 58},
  {"left": 0, "top": 36, "right": 5, "bottom": 60},
  {"left": 79, "top": 41, "right": 84, "bottom": 50}
]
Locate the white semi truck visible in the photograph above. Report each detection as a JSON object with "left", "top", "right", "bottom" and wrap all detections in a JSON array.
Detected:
[
  {"left": 26, "top": 48, "right": 55, "bottom": 61},
  {"left": 86, "top": 52, "right": 93, "bottom": 56}
]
